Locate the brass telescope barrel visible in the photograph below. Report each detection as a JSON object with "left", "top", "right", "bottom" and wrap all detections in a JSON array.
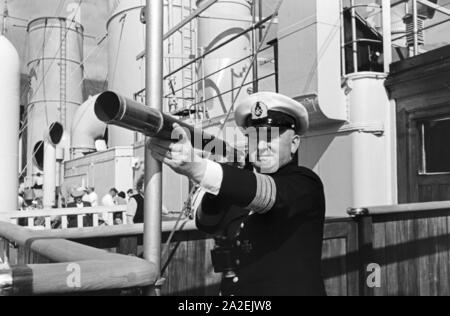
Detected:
[{"left": 94, "top": 91, "right": 240, "bottom": 158}]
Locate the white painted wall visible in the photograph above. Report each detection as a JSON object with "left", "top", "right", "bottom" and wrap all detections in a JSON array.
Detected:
[
  {"left": 0, "top": 35, "right": 20, "bottom": 211},
  {"left": 277, "top": 0, "right": 397, "bottom": 216}
]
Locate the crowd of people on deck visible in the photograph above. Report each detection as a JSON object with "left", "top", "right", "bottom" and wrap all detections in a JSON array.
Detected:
[{"left": 17, "top": 182, "right": 146, "bottom": 229}]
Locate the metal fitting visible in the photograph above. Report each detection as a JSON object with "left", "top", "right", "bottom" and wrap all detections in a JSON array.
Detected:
[{"left": 347, "top": 207, "right": 369, "bottom": 217}]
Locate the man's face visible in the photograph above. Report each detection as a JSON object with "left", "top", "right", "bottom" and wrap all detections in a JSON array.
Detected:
[
  {"left": 75, "top": 197, "right": 83, "bottom": 204},
  {"left": 247, "top": 127, "right": 300, "bottom": 174}
]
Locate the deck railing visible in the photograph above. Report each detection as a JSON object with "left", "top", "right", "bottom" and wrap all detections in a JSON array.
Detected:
[
  {"left": 0, "top": 206, "right": 128, "bottom": 230},
  {"left": 3, "top": 200, "right": 450, "bottom": 296},
  {"left": 0, "top": 221, "right": 158, "bottom": 295}
]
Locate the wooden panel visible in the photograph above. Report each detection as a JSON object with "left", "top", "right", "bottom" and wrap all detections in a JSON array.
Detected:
[
  {"left": 322, "top": 220, "right": 359, "bottom": 296},
  {"left": 385, "top": 220, "right": 399, "bottom": 295},
  {"left": 397, "top": 110, "right": 410, "bottom": 203},
  {"left": 372, "top": 221, "right": 387, "bottom": 296},
  {"left": 117, "top": 237, "right": 138, "bottom": 256},
  {"left": 204, "top": 238, "right": 222, "bottom": 296},
  {"left": 391, "top": 45, "right": 450, "bottom": 205},
  {"left": 10, "top": 212, "right": 450, "bottom": 296},
  {"left": 357, "top": 217, "right": 374, "bottom": 296},
  {"left": 418, "top": 217, "right": 431, "bottom": 295},
  {"left": 322, "top": 238, "right": 347, "bottom": 296},
  {"left": 419, "top": 184, "right": 435, "bottom": 202},
  {"left": 163, "top": 239, "right": 189, "bottom": 296},
  {"left": 370, "top": 212, "right": 450, "bottom": 296},
  {"left": 386, "top": 45, "right": 450, "bottom": 99},
  {"left": 396, "top": 217, "right": 417, "bottom": 296},
  {"left": 418, "top": 183, "right": 450, "bottom": 203},
  {"left": 160, "top": 233, "right": 221, "bottom": 297},
  {"left": 428, "top": 216, "right": 449, "bottom": 296},
  {"left": 186, "top": 235, "right": 205, "bottom": 296},
  {"left": 438, "top": 184, "right": 450, "bottom": 201},
  {"left": 389, "top": 45, "right": 450, "bottom": 74},
  {"left": 387, "top": 70, "right": 450, "bottom": 99},
  {"left": 158, "top": 219, "right": 360, "bottom": 296}
]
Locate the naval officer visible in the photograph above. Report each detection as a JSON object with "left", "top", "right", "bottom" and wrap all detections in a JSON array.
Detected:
[{"left": 149, "top": 92, "right": 326, "bottom": 296}]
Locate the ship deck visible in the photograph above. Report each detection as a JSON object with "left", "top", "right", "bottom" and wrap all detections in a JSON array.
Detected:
[{"left": 2, "top": 201, "right": 450, "bottom": 296}]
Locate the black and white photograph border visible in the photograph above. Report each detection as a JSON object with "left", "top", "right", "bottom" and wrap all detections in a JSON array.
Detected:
[{"left": 1, "top": 0, "right": 450, "bottom": 299}]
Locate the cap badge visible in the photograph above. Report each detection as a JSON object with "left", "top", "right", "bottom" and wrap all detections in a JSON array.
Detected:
[{"left": 252, "top": 102, "right": 268, "bottom": 120}]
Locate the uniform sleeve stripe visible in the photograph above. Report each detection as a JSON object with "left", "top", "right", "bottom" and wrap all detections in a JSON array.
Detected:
[
  {"left": 258, "top": 176, "right": 270, "bottom": 214},
  {"left": 261, "top": 176, "right": 277, "bottom": 214},
  {"left": 254, "top": 173, "right": 263, "bottom": 209},
  {"left": 246, "top": 174, "right": 277, "bottom": 214},
  {"left": 260, "top": 175, "right": 269, "bottom": 211},
  {"left": 252, "top": 172, "right": 264, "bottom": 212}
]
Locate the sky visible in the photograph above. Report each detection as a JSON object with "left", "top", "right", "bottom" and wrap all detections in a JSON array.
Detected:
[{"left": 1, "top": 0, "right": 450, "bottom": 81}]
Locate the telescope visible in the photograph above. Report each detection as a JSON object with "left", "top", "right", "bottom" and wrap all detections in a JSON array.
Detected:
[{"left": 94, "top": 91, "right": 242, "bottom": 161}]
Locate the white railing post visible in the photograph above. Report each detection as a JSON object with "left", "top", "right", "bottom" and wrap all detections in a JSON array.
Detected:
[{"left": 0, "top": 206, "right": 128, "bottom": 230}]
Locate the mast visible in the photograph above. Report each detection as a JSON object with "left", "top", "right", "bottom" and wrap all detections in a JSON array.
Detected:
[{"left": 143, "top": 0, "right": 163, "bottom": 296}]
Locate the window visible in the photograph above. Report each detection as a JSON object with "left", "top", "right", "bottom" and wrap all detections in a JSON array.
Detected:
[
  {"left": 419, "top": 117, "right": 450, "bottom": 174},
  {"left": 342, "top": 4, "right": 384, "bottom": 75}
]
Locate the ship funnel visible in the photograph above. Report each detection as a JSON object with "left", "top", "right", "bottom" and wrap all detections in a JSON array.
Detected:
[{"left": 26, "top": 17, "right": 84, "bottom": 185}]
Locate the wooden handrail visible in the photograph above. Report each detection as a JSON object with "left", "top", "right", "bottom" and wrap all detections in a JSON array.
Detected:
[
  {"left": 0, "top": 222, "right": 158, "bottom": 295},
  {"left": 348, "top": 201, "right": 450, "bottom": 217},
  {"left": 18, "top": 220, "right": 198, "bottom": 241}
]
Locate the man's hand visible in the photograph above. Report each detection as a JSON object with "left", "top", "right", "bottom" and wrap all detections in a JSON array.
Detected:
[{"left": 148, "top": 123, "right": 207, "bottom": 184}]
